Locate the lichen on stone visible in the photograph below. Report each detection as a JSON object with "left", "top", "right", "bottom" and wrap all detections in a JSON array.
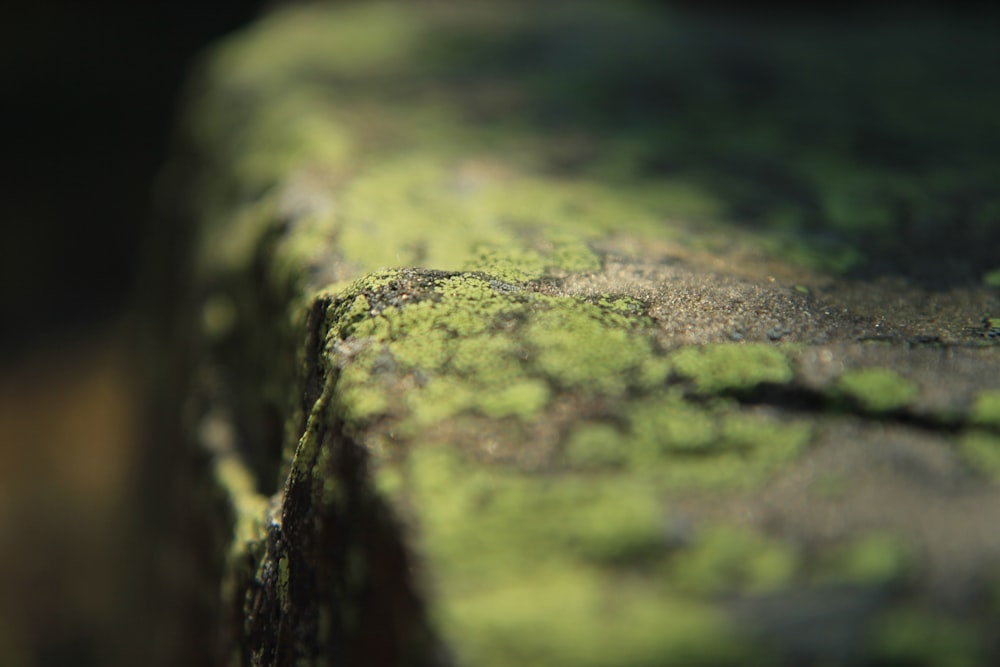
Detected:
[
  {"left": 392, "top": 445, "right": 763, "bottom": 667},
  {"left": 669, "top": 344, "right": 794, "bottom": 394},
  {"left": 834, "top": 367, "right": 920, "bottom": 414},
  {"left": 873, "top": 609, "right": 983, "bottom": 667},
  {"left": 959, "top": 430, "right": 1000, "bottom": 481},
  {"left": 970, "top": 390, "right": 1000, "bottom": 429},
  {"left": 166, "top": 1, "right": 1000, "bottom": 665},
  {"left": 324, "top": 270, "right": 670, "bottom": 439}
]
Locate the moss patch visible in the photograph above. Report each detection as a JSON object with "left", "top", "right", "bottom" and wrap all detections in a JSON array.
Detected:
[
  {"left": 666, "top": 526, "right": 799, "bottom": 596},
  {"left": 669, "top": 344, "right": 794, "bottom": 394},
  {"left": 438, "top": 571, "right": 757, "bottom": 667},
  {"left": 564, "top": 394, "right": 813, "bottom": 490},
  {"left": 183, "top": 3, "right": 1000, "bottom": 663},
  {"left": 327, "top": 271, "right": 669, "bottom": 436},
  {"left": 328, "top": 155, "right": 678, "bottom": 283},
  {"left": 970, "top": 390, "right": 1000, "bottom": 429},
  {"left": 213, "top": 454, "right": 270, "bottom": 558},
  {"left": 959, "top": 430, "right": 1000, "bottom": 481},
  {"left": 873, "top": 609, "right": 983, "bottom": 667},
  {"left": 817, "top": 534, "right": 909, "bottom": 586},
  {"left": 834, "top": 368, "right": 919, "bottom": 414},
  {"left": 983, "top": 269, "right": 1000, "bottom": 289},
  {"left": 394, "top": 445, "right": 762, "bottom": 667}
]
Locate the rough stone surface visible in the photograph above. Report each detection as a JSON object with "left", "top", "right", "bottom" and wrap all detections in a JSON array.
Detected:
[{"left": 145, "top": 2, "right": 1000, "bottom": 666}]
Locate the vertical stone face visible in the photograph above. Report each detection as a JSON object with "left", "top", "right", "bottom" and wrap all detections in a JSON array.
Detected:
[{"left": 144, "top": 2, "right": 1000, "bottom": 665}]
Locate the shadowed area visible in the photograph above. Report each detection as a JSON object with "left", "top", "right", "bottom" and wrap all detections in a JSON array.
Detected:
[{"left": 0, "top": 2, "right": 261, "bottom": 665}]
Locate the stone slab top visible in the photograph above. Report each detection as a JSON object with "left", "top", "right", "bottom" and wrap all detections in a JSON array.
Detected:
[{"left": 171, "top": 2, "right": 1000, "bottom": 664}]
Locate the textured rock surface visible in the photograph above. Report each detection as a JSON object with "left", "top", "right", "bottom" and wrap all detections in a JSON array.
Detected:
[{"left": 145, "top": 2, "right": 1000, "bottom": 665}]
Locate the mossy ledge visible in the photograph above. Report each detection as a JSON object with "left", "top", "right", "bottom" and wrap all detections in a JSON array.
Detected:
[
  {"left": 193, "top": 267, "right": 1000, "bottom": 666},
  {"left": 144, "top": 1, "right": 1000, "bottom": 665}
]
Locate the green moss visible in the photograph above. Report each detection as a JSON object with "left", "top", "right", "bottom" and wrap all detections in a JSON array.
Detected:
[
  {"left": 336, "top": 157, "right": 508, "bottom": 273},
  {"left": 196, "top": 3, "right": 427, "bottom": 130},
  {"left": 404, "top": 446, "right": 665, "bottom": 575},
  {"left": 194, "top": 3, "right": 877, "bottom": 296},
  {"left": 189, "top": 5, "right": 1000, "bottom": 663},
  {"left": 438, "top": 572, "right": 757, "bottom": 667},
  {"left": 398, "top": 446, "right": 759, "bottom": 667},
  {"left": 214, "top": 456, "right": 270, "bottom": 553},
  {"left": 982, "top": 268, "right": 1000, "bottom": 288},
  {"left": 231, "top": 92, "right": 355, "bottom": 193},
  {"left": 313, "top": 153, "right": 663, "bottom": 285},
  {"left": 479, "top": 379, "right": 551, "bottom": 419},
  {"left": 468, "top": 177, "right": 667, "bottom": 242},
  {"left": 524, "top": 304, "right": 653, "bottom": 395},
  {"left": 337, "top": 363, "right": 390, "bottom": 421},
  {"left": 970, "top": 390, "right": 1000, "bottom": 429},
  {"left": 465, "top": 247, "right": 561, "bottom": 283},
  {"left": 195, "top": 0, "right": 1000, "bottom": 329},
  {"left": 958, "top": 430, "right": 1000, "bottom": 481},
  {"left": 403, "top": 378, "right": 478, "bottom": 427},
  {"left": 288, "top": 372, "right": 335, "bottom": 479},
  {"left": 873, "top": 609, "right": 982, "bottom": 667},
  {"left": 597, "top": 295, "right": 646, "bottom": 315},
  {"left": 563, "top": 423, "right": 629, "bottom": 468},
  {"left": 628, "top": 394, "right": 719, "bottom": 454},
  {"left": 669, "top": 344, "right": 794, "bottom": 394},
  {"left": 834, "top": 368, "right": 919, "bottom": 413},
  {"left": 448, "top": 335, "right": 526, "bottom": 384},
  {"left": 666, "top": 526, "right": 799, "bottom": 596},
  {"left": 564, "top": 395, "right": 812, "bottom": 490},
  {"left": 818, "top": 534, "right": 908, "bottom": 585},
  {"left": 467, "top": 240, "right": 601, "bottom": 283},
  {"left": 719, "top": 414, "right": 813, "bottom": 468},
  {"left": 328, "top": 272, "right": 665, "bottom": 432}
]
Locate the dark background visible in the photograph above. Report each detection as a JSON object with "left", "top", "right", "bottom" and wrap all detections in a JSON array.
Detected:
[
  {"left": 1, "top": 0, "right": 267, "bottom": 360},
  {"left": 0, "top": 2, "right": 265, "bottom": 665}
]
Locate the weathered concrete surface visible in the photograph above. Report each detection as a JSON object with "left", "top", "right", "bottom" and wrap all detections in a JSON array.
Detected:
[{"left": 147, "top": 2, "right": 1000, "bottom": 665}]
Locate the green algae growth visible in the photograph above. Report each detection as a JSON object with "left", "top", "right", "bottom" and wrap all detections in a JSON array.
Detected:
[
  {"left": 392, "top": 445, "right": 765, "bottom": 667},
  {"left": 669, "top": 344, "right": 794, "bottom": 394},
  {"left": 172, "top": 2, "right": 1000, "bottom": 664},
  {"left": 873, "top": 609, "right": 983, "bottom": 667},
  {"left": 563, "top": 400, "right": 812, "bottom": 491},
  {"left": 326, "top": 270, "right": 667, "bottom": 434},
  {"left": 970, "top": 390, "right": 1000, "bottom": 429},
  {"left": 959, "top": 431, "right": 1000, "bottom": 481},
  {"left": 834, "top": 368, "right": 919, "bottom": 414}
]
